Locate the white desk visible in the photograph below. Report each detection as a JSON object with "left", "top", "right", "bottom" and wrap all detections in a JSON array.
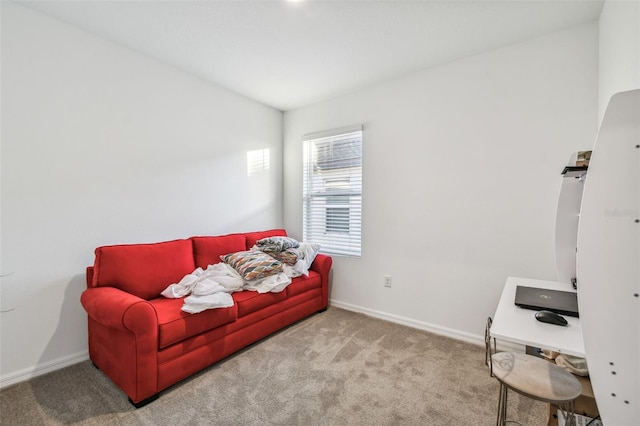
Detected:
[{"left": 491, "top": 276, "right": 585, "bottom": 357}]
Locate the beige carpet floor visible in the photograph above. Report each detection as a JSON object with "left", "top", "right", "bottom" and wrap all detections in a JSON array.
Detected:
[{"left": 0, "top": 307, "right": 547, "bottom": 425}]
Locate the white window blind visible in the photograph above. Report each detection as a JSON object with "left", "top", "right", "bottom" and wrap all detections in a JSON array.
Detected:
[{"left": 303, "top": 126, "right": 362, "bottom": 257}]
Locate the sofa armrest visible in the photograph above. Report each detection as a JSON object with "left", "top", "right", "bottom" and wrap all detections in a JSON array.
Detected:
[
  {"left": 81, "top": 287, "right": 157, "bottom": 333},
  {"left": 81, "top": 286, "right": 159, "bottom": 403},
  {"left": 310, "top": 253, "right": 332, "bottom": 277},
  {"left": 310, "top": 254, "right": 332, "bottom": 308}
]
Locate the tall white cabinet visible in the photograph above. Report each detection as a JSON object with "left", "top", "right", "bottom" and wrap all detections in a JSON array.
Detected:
[{"left": 576, "top": 89, "right": 639, "bottom": 425}]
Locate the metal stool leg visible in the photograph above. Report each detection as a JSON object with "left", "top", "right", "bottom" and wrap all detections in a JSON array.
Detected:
[
  {"left": 496, "top": 383, "right": 508, "bottom": 426},
  {"left": 559, "top": 400, "right": 577, "bottom": 426},
  {"left": 496, "top": 384, "right": 502, "bottom": 426},
  {"left": 502, "top": 386, "right": 509, "bottom": 425}
]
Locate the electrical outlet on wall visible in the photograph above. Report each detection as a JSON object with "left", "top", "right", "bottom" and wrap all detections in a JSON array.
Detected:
[{"left": 384, "top": 275, "right": 392, "bottom": 288}]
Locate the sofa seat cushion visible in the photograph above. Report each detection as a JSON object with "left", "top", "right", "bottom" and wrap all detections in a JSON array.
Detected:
[
  {"left": 191, "top": 234, "right": 247, "bottom": 269},
  {"left": 232, "top": 291, "right": 287, "bottom": 317},
  {"left": 149, "top": 298, "right": 237, "bottom": 349},
  {"left": 286, "top": 271, "right": 322, "bottom": 298},
  {"left": 92, "top": 239, "right": 195, "bottom": 300}
]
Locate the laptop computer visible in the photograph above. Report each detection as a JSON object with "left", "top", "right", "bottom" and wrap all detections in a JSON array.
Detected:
[{"left": 514, "top": 286, "right": 579, "bottom": 317}]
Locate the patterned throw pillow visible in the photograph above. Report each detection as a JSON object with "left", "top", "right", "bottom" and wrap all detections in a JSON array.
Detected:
[
  {"left": 268, "top": 248, "right": 300, "bottom": 266},
  {"left": 220, "top": 250, "right": 283, "bottom": 281},
  {"left": 256, "top": 236, "right": 300, "bottom": 253}
]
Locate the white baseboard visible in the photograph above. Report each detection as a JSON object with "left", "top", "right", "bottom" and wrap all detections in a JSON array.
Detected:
[
  {"left": 0, "top": 351, "right": 89, "bottom": 389},
  {"left": 329, "top": 299, "right": 485, "bottom": 345},
  {"left": 329, "top": 299, "right": 526, "bottom": 353}
]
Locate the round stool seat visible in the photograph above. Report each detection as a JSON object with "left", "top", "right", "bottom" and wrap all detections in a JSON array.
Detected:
[{"left": 491, "top": 351, "right": 582, "bottom": 403}]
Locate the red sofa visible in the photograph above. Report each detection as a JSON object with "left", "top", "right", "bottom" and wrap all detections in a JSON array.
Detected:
[{"left": 81, "top": 229, "right": 332, "bottom": 407}]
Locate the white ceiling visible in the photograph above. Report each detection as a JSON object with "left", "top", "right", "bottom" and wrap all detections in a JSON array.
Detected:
[{"left": 20, "top": 0, "right": 604, "bottom": 111}]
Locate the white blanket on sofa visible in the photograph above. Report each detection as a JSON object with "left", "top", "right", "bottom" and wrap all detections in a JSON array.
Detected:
[
  {"left": 243, "top": 271, "right": 291, "bottom": 293},
  {"left": 161, "top": 262, "right": 299, "bottom": 313},
  {"left": 161, "top": 263, "right": 244, "bottom": 313}
]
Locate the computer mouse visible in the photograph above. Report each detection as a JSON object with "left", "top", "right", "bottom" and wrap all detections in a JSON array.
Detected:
[{"left": 535, "top": 310, "right": 568, "bottom": 326}]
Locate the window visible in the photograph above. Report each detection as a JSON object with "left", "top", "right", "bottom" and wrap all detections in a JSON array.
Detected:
[{"left": 303, "top": 126, "right": 362, "bottom": 257}]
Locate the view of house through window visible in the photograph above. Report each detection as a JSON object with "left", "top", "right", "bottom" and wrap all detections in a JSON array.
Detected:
[{"left": 302, "top": 126, "right": 362, "bottom": 257}]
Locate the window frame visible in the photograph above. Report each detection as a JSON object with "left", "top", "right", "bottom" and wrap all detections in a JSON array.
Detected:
[{"left": 302, "top": 125, "right": 362, "bottom": 258}]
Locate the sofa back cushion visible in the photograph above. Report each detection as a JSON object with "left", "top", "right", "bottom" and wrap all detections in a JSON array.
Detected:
[
  {"left": 244, "top": 229, "right": 288, "bottom": 249},
  {"left": 92, "top": 239, "right": 195, "bottom": 300},
  {"left": 191, "top": 234, "right": 247, "bottom": 269}
]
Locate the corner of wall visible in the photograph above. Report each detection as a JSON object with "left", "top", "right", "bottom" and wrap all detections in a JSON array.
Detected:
[{"left": 598, "top": 0, "right": 640, "bottom": 122}]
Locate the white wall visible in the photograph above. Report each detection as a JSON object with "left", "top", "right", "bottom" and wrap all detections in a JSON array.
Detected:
[
  {"left": 284, "top": 22, "right": 599, "bottom": 342},
  {"left": 0, "top": 3, "right": 283, "bottom": 385},
  {"left": 598, "top": 0, "right": 640, "bottom": 122}
]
